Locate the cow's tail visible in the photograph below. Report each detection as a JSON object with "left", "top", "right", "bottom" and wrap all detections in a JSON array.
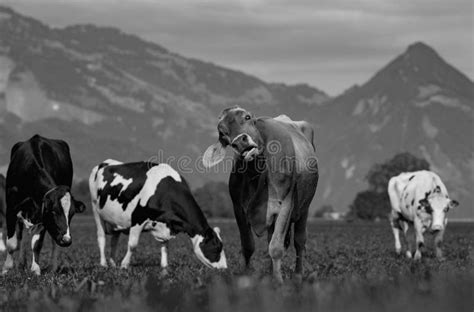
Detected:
[{"left": 89, "top": 165, "right": 100, "bottom": 205}]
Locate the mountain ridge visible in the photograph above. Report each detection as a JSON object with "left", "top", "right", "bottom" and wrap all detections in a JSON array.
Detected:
[{"left": 0, "top": 6, "right": 472, "bottom": 218}]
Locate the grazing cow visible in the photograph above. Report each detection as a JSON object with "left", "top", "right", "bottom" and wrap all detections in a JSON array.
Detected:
[
  {"left": 202, "top": 107, "right": 318, "bottom": 282},
  {"left": 388, "top": 170, "right": 459, "bottom": 260},
  {"left": 2, "top": 135, "right": 86, "bottom": 275},
  {"left": 0, "top": 174, "right": 6, "bottom": 252},
  {"left": 89, "top": 159, "right": 227, "bottom": 270}
]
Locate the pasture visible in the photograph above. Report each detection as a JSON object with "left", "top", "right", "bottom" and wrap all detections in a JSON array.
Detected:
[{"left": 0, "top": 216, "right": 472, "bottom": 312}]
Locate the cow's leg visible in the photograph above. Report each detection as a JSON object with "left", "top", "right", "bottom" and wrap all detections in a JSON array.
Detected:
[
  {"left": 234, "top": 205, "right": 255, "bottom": 269},
  {"left": 49, "top": 236, "right": 59, "bottom": 272},
  {"left": 30, "top": 227, "right": 46, "bottom": 275},
  {"left": 389, "top": 212, "right": 402, "bottom": 255},
  {"left": 120, "top": 225, "right": 142, "bottom": 269},
  {"left": 401, "top": 221, "right": 412, "bottom": 258},
  {"left": 160, "top": 242, "right": 168, "bottom": 269},
  {"left": 0, "top": 226, "right": 6, "bottom": 252},
  {"left": 434, "top": 228, "right": 445, "bottom": 260},
  {"left": 92, "top": 206, "right": 108, "bottom": 267},
  {"left": 109, "top": 232, "right": 120, "bottom": 267},
  {"left": 266, "top": 219, "right": 275, "bottom": 273},
  {"left": 413, "top": 219, "right": 425, "bottom": 261},
  {"left": 17, "top": 222, "right": 27, "bottom": 269},
  {"left": 230, "top": 173, "right": 255, "bottom": 270},
  {"left": 268, "top": 197, "right": 292, "bottom": 284},
  {"left": 2, "top": 221, "right": 23, "bottom": 274},
  {"left": 294, "top": 209, "right": 309, "bottom": 279},
  {"left": 0, "top": 234, "right": 5, "bottom": 252}
]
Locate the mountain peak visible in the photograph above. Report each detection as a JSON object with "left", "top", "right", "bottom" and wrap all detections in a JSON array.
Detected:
[
  {"left": 404, "top": 41, "right": 441, "bottom": 61},
  {"left": 406, "top": 41, "right": 437, "bottom": 53}
]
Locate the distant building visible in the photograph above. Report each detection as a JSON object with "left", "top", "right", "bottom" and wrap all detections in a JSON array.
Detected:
[{"left": 322, "top": 212, "right": 347, "bottom": 220}]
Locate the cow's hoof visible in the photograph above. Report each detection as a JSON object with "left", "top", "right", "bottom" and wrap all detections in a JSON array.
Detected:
[
  {"left": 414, "top": 251, "right": 422, "bottom": 261},
  {"left": 100, "top": 261, "right": 108, "bottom": 268},
  {"left": 395, "top": 248, "right": 402, "bottom": 255},
  {"left": 307, "top": 271, "right": 318, "bottom": 283},
  {"left": 406, "top": 251, "right": 412, "bottom": 259},
  {"left": 1, "top": 269, "right": 9, "bottom": 276},
  {"left": 293, "top": 273, "right": 303, "bottom": 284},
  {"left": 159, "top": 268, "right": 169, "bottom": 278},
  {"left": 273, "top": 274, "right": 284, "bottom": 285},
  {"left": 109, "top": 259, "right": 116, "bottom": 267},
  {"left": 31, "top": 264, "right": 41, "bottom": 276},
  {"left": 120, "top": 263, "right": 129, "bottom": 269}
]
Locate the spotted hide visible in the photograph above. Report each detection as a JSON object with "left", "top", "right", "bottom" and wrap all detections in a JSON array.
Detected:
[
  {"left": 202, "top": 107, "right": 319, "bottom": 283},
  {"left": 388, "top": 170, "right": 459, "bottom": 261},
  {"left": 89, "top": 159, "right": 227, "bottom": 270}
]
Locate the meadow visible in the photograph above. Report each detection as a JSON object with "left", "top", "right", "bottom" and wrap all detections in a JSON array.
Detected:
[{"left": 0, "top": 216, "right": 472, "bottom": 311}]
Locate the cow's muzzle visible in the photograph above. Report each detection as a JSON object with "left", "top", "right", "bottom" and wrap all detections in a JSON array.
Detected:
[
  {"left": 56, "top": 234, "right": 72, "bottom": 247},
  {"left": 431, "top": 224, "right": 444, "bottom": 232},
  {"left": 231, "top": 134, "right": 259, "bottom": 160}
]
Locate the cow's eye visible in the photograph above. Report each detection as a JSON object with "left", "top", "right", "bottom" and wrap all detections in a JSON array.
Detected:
[{"left": 245, "top": 115, "right": 251, "bottom": 120}]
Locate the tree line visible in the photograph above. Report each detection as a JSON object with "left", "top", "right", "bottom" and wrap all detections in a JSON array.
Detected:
[{"left": 71, "top": 152, "right": 430, "bottom": 220}]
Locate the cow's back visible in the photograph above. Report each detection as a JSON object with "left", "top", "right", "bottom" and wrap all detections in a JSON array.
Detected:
[
  {"left": 7, "top": 135, "right": 73, "bottom": 192},
  {"left": 404, "top": 171, "right": 448, "bottom": 203},
  {"left": 90, "top": 161, "right": 201, "bottom": 231},
  {"left": 264, "top": 117, "right": 319, "bottom": 221},
  {"left": 390, "top": 170, "right": 447, "bottom": 217}
]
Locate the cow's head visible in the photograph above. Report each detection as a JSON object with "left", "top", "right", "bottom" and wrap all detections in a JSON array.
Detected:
[
  {"left": 42, "top": 186, "right": 86, "bottom": 247},
  {"left": 203, "top": 106, "right": 263, "bottom": 167},
  {"left": 418, "top": 186, "right": 458, "bottom": 232},
  {"left": 191, "top": 227, "right": 227, "bottom": 269}
]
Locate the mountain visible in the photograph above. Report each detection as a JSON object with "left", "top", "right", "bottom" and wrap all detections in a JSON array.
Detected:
[
  {"left": 313, "top": 42, "right": 473, "bottom": 219},
  {"left": 0, "top": 6, "right": 472, "bottom": 218},
  {"left": 0, "top": 6, "right": 328, "bottom": 179}
]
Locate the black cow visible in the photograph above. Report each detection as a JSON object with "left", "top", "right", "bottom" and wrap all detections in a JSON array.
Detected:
[
  {"left": 203, "top": 107, "right": 319, "bottom": 282},
  {"left": 2, "top": 135, "right": 85, "bottom": 275},
  {"left": 89, "top": 159, "right": 227, "bottom": 270}
]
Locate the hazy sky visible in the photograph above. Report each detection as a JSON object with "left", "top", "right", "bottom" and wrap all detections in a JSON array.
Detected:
[{"left": 2, "top": 0, "right": 473, "bottom": 95}]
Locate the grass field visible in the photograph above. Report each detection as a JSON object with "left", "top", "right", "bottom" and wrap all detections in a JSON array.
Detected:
[{"left": 0, "top": 216, "right": 472, "bottom": 311}]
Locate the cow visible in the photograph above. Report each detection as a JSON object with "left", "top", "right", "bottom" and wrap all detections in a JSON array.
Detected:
[
  {"left": 388, "top": 170, "right": 459, "bottom": 261},
  {"left": 0, "top": 174, "right": 6, "bottom": 252},
  {"left": 89, "top": 159, "right": 227, "bottom": 270},
  {"left": 2, "top": 134, "right": 86, "bottom": 275},
  {"left": 202, "top": 106, "right": 318, "bottom": 282}
]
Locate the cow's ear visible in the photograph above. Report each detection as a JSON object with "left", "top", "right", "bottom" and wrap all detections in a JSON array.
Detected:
[
  {"left": 448, "top": 199, "right": 459, "bottom": 209},
  {"left": 202, "top": 142, "right": 226, "bottom": 168},
  {"left": 74, "top": 199, "right": 86, "bottom": 213}
]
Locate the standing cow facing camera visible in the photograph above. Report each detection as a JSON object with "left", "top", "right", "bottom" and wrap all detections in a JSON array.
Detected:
[
  {"left": 203, "top": 107, "right": 318, "bottom": 283},
  {"left": 388, "top": 170, "right": 459, "bottom": 261},
  {"left": 2, "top": 135, "right": 86, "bottom": 275},
  {"left": 89, "top": 159, "right": 227, "bottom": 270}
]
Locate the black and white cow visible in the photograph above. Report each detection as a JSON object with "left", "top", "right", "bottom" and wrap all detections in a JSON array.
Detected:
[
  {"left": 89, "top": 159, "right": 227, "bottom": 270},
  {"left": 202, "top": 107, "right": 318, "bottom": 282},
  {"left": 388, "top": 170, "right": 459, "bottom": 260},
  {"left": 0, "top": 174, "right": 6, "bottom": 252},
  {"left": 2, "top": 135, "right": 86, "bottom": 275}
]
